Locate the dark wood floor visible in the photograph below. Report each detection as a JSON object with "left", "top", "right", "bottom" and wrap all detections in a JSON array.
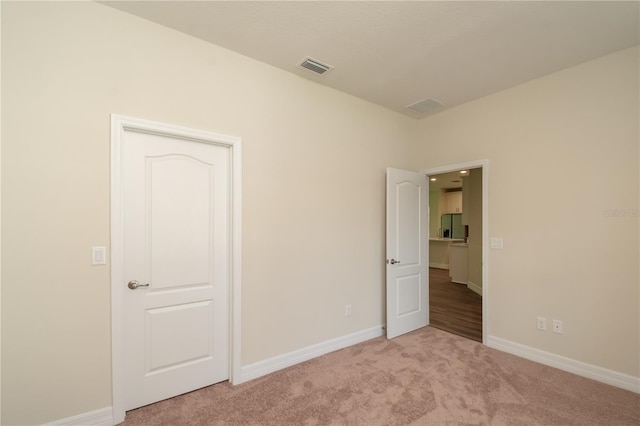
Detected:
[{"left": 429, "top": 267, "right": 482, "bottom": 342}]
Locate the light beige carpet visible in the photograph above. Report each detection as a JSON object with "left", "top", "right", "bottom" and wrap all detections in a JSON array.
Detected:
[{"left": 123, "top": 326, "right": 639, "bottom": 425}]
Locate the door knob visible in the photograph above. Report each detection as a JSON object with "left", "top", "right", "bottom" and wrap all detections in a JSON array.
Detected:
[
  {"left": 128, "top": 280, "right": 150, "bottom": 290},
  {"left": 387, "top": 259, "right": 401, "bottom": 265}
]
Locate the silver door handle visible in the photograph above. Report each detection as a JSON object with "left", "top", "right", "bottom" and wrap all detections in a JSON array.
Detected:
[
  {"left": 387, "top": 259, "right": 401, "bottom": 265},
  {"left": 128, "top": 280, "right": 150, "bottom": 290}
]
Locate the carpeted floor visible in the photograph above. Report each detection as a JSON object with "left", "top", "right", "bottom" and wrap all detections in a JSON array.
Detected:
[{"left": 123, "top": 326, "right": 640, "bottom": 425}]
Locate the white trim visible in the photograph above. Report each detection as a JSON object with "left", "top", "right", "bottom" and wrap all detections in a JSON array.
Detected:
[
  {"left": 487, "top": 335, "right": 640, "bottom": 393},
  {"left": 230, "top": 130, "right": 243, "bottom": 386},
  {"left": 467, "top": 280, "right": 482, "bottom": 296},
  {"left": 110, "top": 115, "right": 242, "bottom": 423},
  {"left": 429, "top": 262, "right": 449, "bottom": 269},
  {"left": 46, "top": 333, "right": 638, "bottom": 426},
  {"left": 44, "top": 407, "right": 113, "bottom": 426},
  {"left": 421, "top": 159, "right": 489, "bottom": 345},
  {"left": 237, "top": 325, "right": 384, "bottom": 384}
]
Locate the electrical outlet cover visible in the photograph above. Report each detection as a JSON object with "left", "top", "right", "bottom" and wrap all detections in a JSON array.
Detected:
[
  {"left": 552, "top": 320, "right": 563, "bottom": 334},
  {"left": 536, "top": 317, "right": 547, "bottom": 331}
]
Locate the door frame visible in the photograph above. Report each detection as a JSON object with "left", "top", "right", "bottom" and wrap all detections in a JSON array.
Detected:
[
  {"left": 421, "top": 159, "right": 488, "bottom": 344},
  {"left": 110, "top": 115, "right": 242, "bottom": 423}
]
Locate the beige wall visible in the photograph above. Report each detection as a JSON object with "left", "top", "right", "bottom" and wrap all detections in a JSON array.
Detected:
[
  {"left": 412, "top": 46, "right": 639, "bottom": 377},
  {"left": 2, "top": 2, "right": 638, "bottom": 425},
  {"left": 1, "top": 2, "right": 415, "bottom": 424},
  {"left": 428, "top": 189, "right": 441, "bottom": 237}
]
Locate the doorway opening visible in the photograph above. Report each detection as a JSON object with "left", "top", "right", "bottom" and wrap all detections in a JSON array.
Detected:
[{"left": 422, "top": 161, "right": 488, "bottom": 343}]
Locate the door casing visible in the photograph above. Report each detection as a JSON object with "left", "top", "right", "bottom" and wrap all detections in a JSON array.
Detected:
[
  {"left": 110, "top": 115, "right": 242, "bottom": 423},
  {"left": 421, "top": 159, "right": 489, "bottom": 344}
]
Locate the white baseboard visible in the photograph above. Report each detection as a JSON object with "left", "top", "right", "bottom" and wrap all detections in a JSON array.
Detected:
[
  {"left": 429, "top": 262, "right": 448, "bottom": 269},
  {"left": 467, "top": 280, "right": 482, "bottom": 295},
  {"left": 48, "top": 332, "right": 638, "bottom": 426},
  {"left": 487, "top": 335, "right": 640, "bottom": 394},
  {"left": 47, "top": 327, "right": 383, "bottom": 425},
  {"left": 237, "top": 325, "right": 384, "bottom": 384},
  {"left": 44, "top": 406, "right": 113, "bottom": 426}
]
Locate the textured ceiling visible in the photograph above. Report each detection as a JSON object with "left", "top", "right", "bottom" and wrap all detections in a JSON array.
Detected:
[
  {"left": 429, "top": 170, "right": 468, "bottom": 191},
  {"left": 102, "top": 1, "right": 640, "bottom": 119}
]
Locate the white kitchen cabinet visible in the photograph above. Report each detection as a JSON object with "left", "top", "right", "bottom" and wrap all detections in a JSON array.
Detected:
[
  {"left": 444, "top": 191, "right": 462, "bottom": 213},
  {"left": 449, "top": 243, "right": 468, "bottom": 284}
]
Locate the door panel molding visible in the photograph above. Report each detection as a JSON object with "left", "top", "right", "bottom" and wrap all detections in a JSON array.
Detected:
[
  {"left": 110, "top": 115, "right": 242, "bottom": 423},
  {"left": 386, "top": 168, "right": 429, "bottom": 339}
]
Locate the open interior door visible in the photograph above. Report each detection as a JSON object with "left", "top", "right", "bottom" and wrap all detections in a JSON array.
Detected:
[{"left": 386, "top": 168, "right": 429, "bottom": 339}]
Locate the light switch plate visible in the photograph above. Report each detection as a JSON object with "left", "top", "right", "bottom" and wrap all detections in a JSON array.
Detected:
[
  {"left": 92, "top": 246, "right": 107, "bottom": 265},
  {"left": 490, "top": 237, "right": 504, "bottom": 249}
]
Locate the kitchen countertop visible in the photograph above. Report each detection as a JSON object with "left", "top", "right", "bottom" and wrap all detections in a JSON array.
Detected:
[
  {"left": 429, "top": 238, "right": 465, "bottom": 242},
  {"left": 451, "top": 242, "right": 469, "bottom": 247}
]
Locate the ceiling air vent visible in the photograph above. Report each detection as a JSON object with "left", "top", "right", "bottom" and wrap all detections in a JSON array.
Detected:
[
  {"left": 405, "top": 98, "right": 444, "bottom": 114},
  {"left": 298, "top": 57, "right": 333, "bottom": 75}
]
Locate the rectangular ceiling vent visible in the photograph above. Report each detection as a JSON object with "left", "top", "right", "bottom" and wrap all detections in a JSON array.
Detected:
[
  {"left": 298, "top": 57, "right": 333, "bottom": 75},
  {"left": 405, "top": 98, "right": 444, "bottom": 114}
]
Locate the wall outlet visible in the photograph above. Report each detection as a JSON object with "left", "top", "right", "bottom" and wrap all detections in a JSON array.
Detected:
[
  {"left": 536, "top": 317, "right": 547, "bottom": 331},
  {"left": 345, "top": 304, "right": 352, "bottom": 317},
  {"left": 552, "top": 320, "right": 563, "bottom": 334}
]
